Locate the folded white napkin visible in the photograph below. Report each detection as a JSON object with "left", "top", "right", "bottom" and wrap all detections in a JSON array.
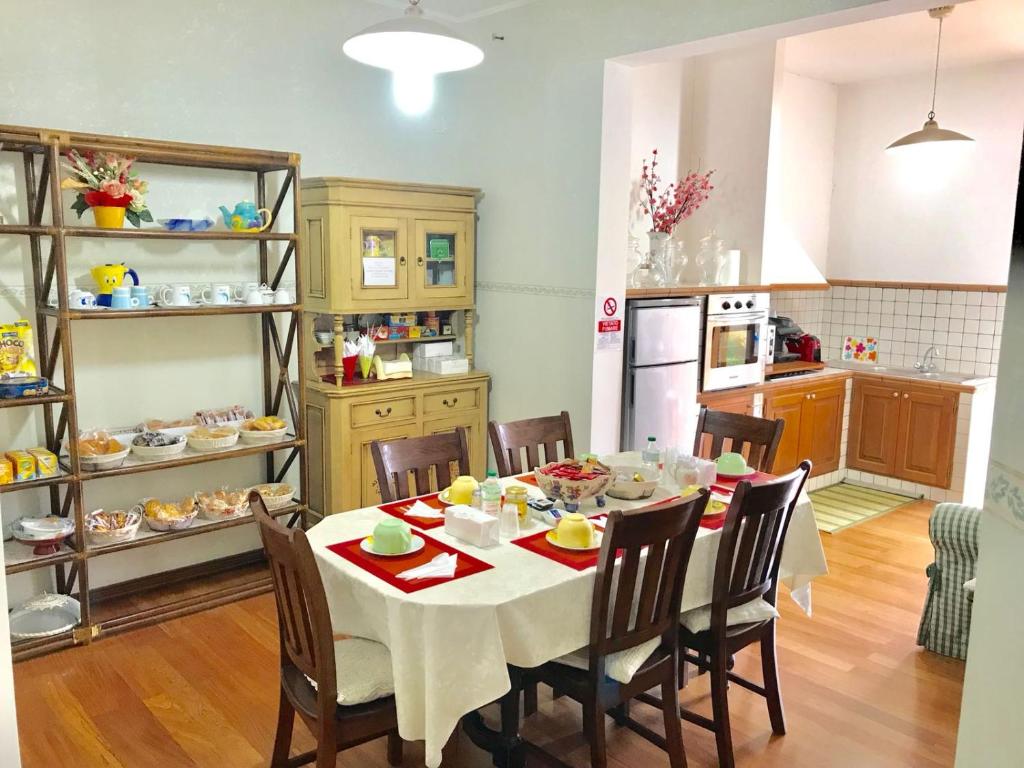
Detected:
[
  {"left": 396, "top": 553, "right": 458, "bottom": 580},
  {"left": 406, "top": 500, "right": 445, "bottom": 519}
]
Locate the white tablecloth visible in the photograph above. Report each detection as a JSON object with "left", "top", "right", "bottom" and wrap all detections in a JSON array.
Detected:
[{"left": 306, "top": 457, "right": 828, "bottom": 767}]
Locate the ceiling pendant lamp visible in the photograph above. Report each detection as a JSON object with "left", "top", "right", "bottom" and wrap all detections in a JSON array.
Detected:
[
  {"left": 343, "top": 0, "right": 484, "bottom": 116},
  {"left": 887, "top": 5, "right": 974, "bottom": 152}
]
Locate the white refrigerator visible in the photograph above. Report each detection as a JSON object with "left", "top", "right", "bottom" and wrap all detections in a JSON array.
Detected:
[{"left": 620, "top": 298, "right": 702, "bottom": 453}]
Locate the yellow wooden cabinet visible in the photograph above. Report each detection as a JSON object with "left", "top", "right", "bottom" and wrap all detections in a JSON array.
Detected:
[
  {"left": 305, "top": 372, "right": 489, "bottom": 514},
  {"left": 301, "top": 177, "right": 478, "bottom": 313}
]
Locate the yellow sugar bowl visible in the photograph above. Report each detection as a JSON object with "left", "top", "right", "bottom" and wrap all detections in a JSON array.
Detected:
[
  {"left": 449, "top": 475, "right": 479, "bottom": 505},
  {"left": 555, "top": 512, "right": 594, "bottom": 549}
]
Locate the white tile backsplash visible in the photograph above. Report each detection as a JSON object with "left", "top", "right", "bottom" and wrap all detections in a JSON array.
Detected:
[{"left": 770, "top": 285, "right": 1004, "bottom": 377}]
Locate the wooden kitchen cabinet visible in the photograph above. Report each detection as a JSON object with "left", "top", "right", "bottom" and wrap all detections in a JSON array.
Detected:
[
  {"left": 306, "top": 372, "right": 489, "bottom": 513},
  {"left": 763, "top": 379, "right": 845, "bottom": 477},
  {"left": 847, "top": 377, "right": 958, "bottom": 488},
  {"left": 301, "top": 178, "right": 478, "bottom": 313},
  {"left": 698, "top": 389, "right": 756, "bottom": 417}
]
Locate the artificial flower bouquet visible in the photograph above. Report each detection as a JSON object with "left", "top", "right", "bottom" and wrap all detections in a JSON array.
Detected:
[
  {"left": 61, "top": 150, "right": 153, "bottom": 228},
  {"left": 639, "top": 149, "right": 714, "bottom": 235}
]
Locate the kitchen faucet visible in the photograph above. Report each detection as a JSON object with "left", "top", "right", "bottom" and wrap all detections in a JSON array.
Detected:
[{"left": 915, "top": 346, "right": 943, "bottom": 372}]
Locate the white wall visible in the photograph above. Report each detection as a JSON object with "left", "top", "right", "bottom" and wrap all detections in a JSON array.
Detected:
[
  {"left": 0, "top": 502, "right": 21, "bottom": 768},
  {"left": 828, "top": 60, "right": 1024, "bottom": 284},
  {"left": 762, "top": 66, "right": 837, "bottom": 283}
]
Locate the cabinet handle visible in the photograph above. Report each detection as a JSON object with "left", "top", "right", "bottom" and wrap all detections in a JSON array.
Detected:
[
  {"left": 399, "top": 256, "right": 406, "bottom": 265},
  {"left": 811, "top": 393, "right": 816, "bottom": 399},
  {"left": 903, "top": 393, "right": 910, "bottom": 399},
  {"left": 442, "top": 397, "right": 458, "bottom": 408},
  {"left": 417, "top": 256, "right": 425, "bottom": 266},
  {"left": 892, "top": 391, "right": 899, "bottom": 397},
  {"left": 374, "top": 407, "right": 393, "bottom": 418}
]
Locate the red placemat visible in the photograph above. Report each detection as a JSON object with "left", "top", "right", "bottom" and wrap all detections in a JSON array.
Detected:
[
  {"left": 512, "top": 473, "right": 539, "bottom": 487},
  {"left": 699, "top": 513, "right": 727, "bottom": 531},
  {"left": 378, "top": 492, "right": 448, "bottom": 530},
  {"left": 512, "top": 528, "right": 604, "bottom": 571},
  {"left": 325, "top": 532, "right": 492, "bottom": 594},
  {"left": 713, "top": 471, "right": 774, "bottom": 492}
]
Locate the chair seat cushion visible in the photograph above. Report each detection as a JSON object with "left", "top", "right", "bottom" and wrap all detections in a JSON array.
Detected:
[
  {"left": 680, "top": 598, "right": 779, "bottom": 634},
  {"left": 307, "top": 637, "right": 395, "bottom": 706},
  {"left": 552, "top": 637, "right": 661, "bottom": 684}
]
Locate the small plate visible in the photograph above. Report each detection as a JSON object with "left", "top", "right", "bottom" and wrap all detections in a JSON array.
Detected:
[
  {"left": 545, "top": 529, "right": 603, "bottom": 552},
  {"left": 716, "top": 467, "right": 757, "bottom": 480},
  {"left": 437, "top": 488, "right": 456, "bottom": 506},
  {"left": 360, "top": 534, "right": 425, "bottom": 557}
]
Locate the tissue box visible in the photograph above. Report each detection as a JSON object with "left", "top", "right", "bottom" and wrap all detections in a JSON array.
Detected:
[
  {"left": 444, "top": 504, "right": 499, "bottom": 548},
  {"left": 413, "top": 341, "right": 454, "bottom": 359}
]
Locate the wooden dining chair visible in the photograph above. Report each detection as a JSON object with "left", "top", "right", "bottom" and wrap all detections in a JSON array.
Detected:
[
  {"left": 693, "top": 405, "right": 785, "bottom": 472},
  {"left": 666, "top": 461, "right": 811, "bottom": 768},
  {"left": 252, "top": 494, "right": 403, "bottom": 768},
  {"left": 371, "top": 427, "right": 471, "bottom": 503},
  {"left": 488, "top": 410, "right": 574, "bottom": 477},
  {"left": 516, "top": 490, "right": 710, "bottom": 768}
]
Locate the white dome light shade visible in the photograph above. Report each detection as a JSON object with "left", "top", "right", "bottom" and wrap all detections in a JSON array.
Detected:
[
  {"left": 887, "top": 118, "right": 975, "bottom": 152},
  {"left": 343, "top": 15, "right": 484, "bottom": 74}
]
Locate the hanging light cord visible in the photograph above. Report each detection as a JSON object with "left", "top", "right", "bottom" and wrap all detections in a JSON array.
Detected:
[{"left": 929, "top": 14, "right": 944, "bottom": 121}]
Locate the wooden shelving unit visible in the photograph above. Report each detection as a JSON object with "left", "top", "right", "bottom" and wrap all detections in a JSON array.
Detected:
[{"left": 0, "top": 124, "right": 308, "bottom": 661}]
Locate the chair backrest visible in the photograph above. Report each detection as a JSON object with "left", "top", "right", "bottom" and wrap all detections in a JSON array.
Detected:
[
  {"left": 710, "top": 461, "right": 811, "bottom": 633},
  {"left": 371, "top": 427, "right": 471, "bottom": 502},
  {"left": 488, "top": 411, "right": 575, "bottom": 476},
  {"left": 693, "top": 406, "right": 785, "bottom": 472},
  {"left": 589, "top": 490, "right": 710, "bottom": 666},
  {"left": 252, "top": 492, "right": 337, "bottom": 708}
]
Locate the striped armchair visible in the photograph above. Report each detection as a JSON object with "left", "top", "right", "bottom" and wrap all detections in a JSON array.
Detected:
[{"left": 917, "top": 503, "right": 981, "bottom": 660}]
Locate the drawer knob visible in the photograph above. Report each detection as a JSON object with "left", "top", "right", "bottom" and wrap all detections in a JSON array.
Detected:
[
  {"left": 399, "top": 256, "right": 406, "bottom": 265},
  {"left": 892, "top": 391, "right": 899, "bottom": 397},
  {"left": 417, "top": 256, "right": 425, "bottom": 266},
  {"left": 442, "top": 397, "right": 459, "bottom": 408},
  {"left": 903, "top": 393, "right": 910, "bottom": 399},
  {"left": 374, "top": 407, "right": 393, "bottom": 417}
]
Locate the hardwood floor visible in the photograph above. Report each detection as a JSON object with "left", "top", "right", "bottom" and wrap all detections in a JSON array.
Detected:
[{"left": 13, "top": 500, "right": 963, "bottom": 767}]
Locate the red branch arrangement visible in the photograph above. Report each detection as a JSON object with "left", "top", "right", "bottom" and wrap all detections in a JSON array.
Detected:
[{"left": 639, "top": 149, "right": 714, "bottom": 235}]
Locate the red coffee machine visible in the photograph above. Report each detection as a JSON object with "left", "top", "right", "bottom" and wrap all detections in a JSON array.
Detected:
[{"left": 786, "top": 334, "right": 822, "bottom": 363}]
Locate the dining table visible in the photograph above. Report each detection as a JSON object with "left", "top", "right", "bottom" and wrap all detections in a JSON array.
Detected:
[{"left": 305, "top": 452, "right": 829, "bottom": 768}]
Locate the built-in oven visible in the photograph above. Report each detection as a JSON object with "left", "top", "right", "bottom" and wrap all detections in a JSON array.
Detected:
[{"left": 702, "top": 292, "right": 769, "bottom": 391}]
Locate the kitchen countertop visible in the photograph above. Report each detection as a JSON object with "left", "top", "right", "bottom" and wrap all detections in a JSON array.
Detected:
[{"left": 700, "top": 361, "right": 995, "bottom": 401}]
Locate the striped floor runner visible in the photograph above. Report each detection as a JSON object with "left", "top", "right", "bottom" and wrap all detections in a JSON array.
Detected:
[{"left": 809, "top": 482, "right": 918, "bottom": 533}]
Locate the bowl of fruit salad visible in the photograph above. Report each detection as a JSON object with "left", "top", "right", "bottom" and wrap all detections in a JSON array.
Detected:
[
  {"left": 606, "top": 466, "right": 658, "bottom": 500},
  {"left": 533, "top": 457, "right": 614, "bottom": 511}
]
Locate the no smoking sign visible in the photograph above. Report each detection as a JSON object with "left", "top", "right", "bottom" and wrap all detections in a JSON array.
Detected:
[{"left": 596, "top": 295, "right": 623, "bottom": 350}]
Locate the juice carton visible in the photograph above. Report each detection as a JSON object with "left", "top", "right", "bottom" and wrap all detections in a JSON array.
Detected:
[
  {"left": 0, "top": 460, "right": 12, "bottom": 485},
  {"left": 28, "top": 448, "right": 57, "bottom": 477},
  {"left": 4, "top": 450, "right": 36, "bottom": 482}
]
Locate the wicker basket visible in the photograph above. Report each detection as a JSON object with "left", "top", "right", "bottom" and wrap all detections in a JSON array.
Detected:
[
  {"left": 187, "top": 428, "right": 240, "bottom": 453},
  {"left": 250, "top": 483, "right": 294, "bottom": 511},
  {"left": 78, "top": 446, "right": 130, "bottom": 471},
  {"left": 140, "top": 498, "right": 198, "bottom": 531},
  {"left": 85, "top": 508, "right": 142, "bottom": 546},
  {"left": 130, "top": 439, "right": 187, "bottom": 462},
  {"left": 196, "top": 491, "right": 251, "bottom": 521}
]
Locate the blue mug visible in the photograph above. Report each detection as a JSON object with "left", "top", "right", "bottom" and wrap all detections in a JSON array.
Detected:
[
  {"left": 130, "top": 285, "right": 151, "bottom": 307},
  {"left": 110, "top": 286, "right": 140, "bottom": 310}
]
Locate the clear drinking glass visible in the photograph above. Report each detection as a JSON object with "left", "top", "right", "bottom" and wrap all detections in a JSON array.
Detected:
[{"left": 499, "top": 503, "right": 521, "bottom": 540}]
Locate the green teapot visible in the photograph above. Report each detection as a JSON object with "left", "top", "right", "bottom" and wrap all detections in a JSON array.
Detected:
[{"left": 219, "top": 201, "right": 272, "bottom": 232}]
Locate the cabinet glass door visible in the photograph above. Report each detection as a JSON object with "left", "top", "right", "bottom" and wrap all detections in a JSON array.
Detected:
[
  {"left": 413, "top": 219, "right": 467, "bottom": 302},
  {"left": 349, "top": 215, "right": 408, "bottom": 303}
]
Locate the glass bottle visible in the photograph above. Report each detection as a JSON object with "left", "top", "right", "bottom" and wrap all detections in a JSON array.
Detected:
[
  {"left": 641, "top": 436, "right": 661, "bottom": 480},
  {"left": 505, "top": 485, "right": 530, "bottom": 524}
]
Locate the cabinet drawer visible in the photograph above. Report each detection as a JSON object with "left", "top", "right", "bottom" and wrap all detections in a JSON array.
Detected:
[
  {"left": 350, "top": 396, "right": 417, "bottom": 428},
  {"left": 424, "top": 387, "right": 479, "bottom": 416}
]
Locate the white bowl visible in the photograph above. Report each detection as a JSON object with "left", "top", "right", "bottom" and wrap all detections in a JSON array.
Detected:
[
  {"left": 239, "top": 425, "right": 288, "bottom": 444},
  {"left": 606, "top": 466, "right": 659, "bottom": 500},
  {"left": 78, "top": 446, "right": 130, "bottom": 471},
  {"left": 85, "top": 508, "right": 142, "bottom": 546},
  {"left": 130, "top": 439, "right": 187, "bottom": 462},
  {"left": 140, "top": 498, "right": 198, "bottom": 531},
  {"left": 249, "top": 483, "right": 294, "bottom": 511},
  {"left": 187, "top": 428, "right": 240, "bottom": 452}
]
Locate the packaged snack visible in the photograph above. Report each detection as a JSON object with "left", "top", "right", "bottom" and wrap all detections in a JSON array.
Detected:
[
  {"left": 0, "top": 320, "right": 38, "bottom": 378},
  {"left": 5, "top": 450, "right": 36, "bottom": 481},
  {"left": 27, "top": 448, "right": 58, "bottom": 477},
  {"left": 0, "top": 460, "right": 12, "bottom": 485}
]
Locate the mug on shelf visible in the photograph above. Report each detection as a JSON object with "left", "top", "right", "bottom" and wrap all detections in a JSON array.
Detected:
[
  {"left": 160, "top": 284, "right": 192, "bottom": 307},
  {"left": 201, "top": 284, "right": 232, "bottom": 306},
  {"left": 110, "top": 286, "right": 140, "bottom": 310},
  {"left": 273, "top": 288, "right": 291, "bottom": 305},
  {"left": 68, "top": 289, "right": 96, "bottom": 308},
  {"left": 130, "top": 285, "right": 152, "bottom": 307}
]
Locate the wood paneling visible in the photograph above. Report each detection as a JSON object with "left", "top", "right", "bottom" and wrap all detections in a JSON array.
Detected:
[{"left": 13, "top": 501, "right": 963, "bottom": 768}]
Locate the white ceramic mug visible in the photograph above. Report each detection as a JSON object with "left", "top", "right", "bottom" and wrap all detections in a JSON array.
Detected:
[
  {"left": 201, "top": 284, "right": 232, "bottom": 305},
  {"left": 68, "top": 289, "right": 96, "bottom": 308},
  {"left": 160, "top": 284, "right": 192, "bottom": 307},
  {"left": 273, "top": 288, "right": 291, "bottom": 305}
]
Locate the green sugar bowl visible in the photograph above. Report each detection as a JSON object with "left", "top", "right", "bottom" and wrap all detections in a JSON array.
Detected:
[{"left": 371, "top": 517, "right": 413, "bottom": 555}]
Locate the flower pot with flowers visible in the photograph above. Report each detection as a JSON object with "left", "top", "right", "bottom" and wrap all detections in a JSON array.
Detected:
[
  {"left": 61, "top": 150, "right": 153, "bottom": 229},
  {"left": 636, "top": 149, "right": 713, "bottom": 287}
]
